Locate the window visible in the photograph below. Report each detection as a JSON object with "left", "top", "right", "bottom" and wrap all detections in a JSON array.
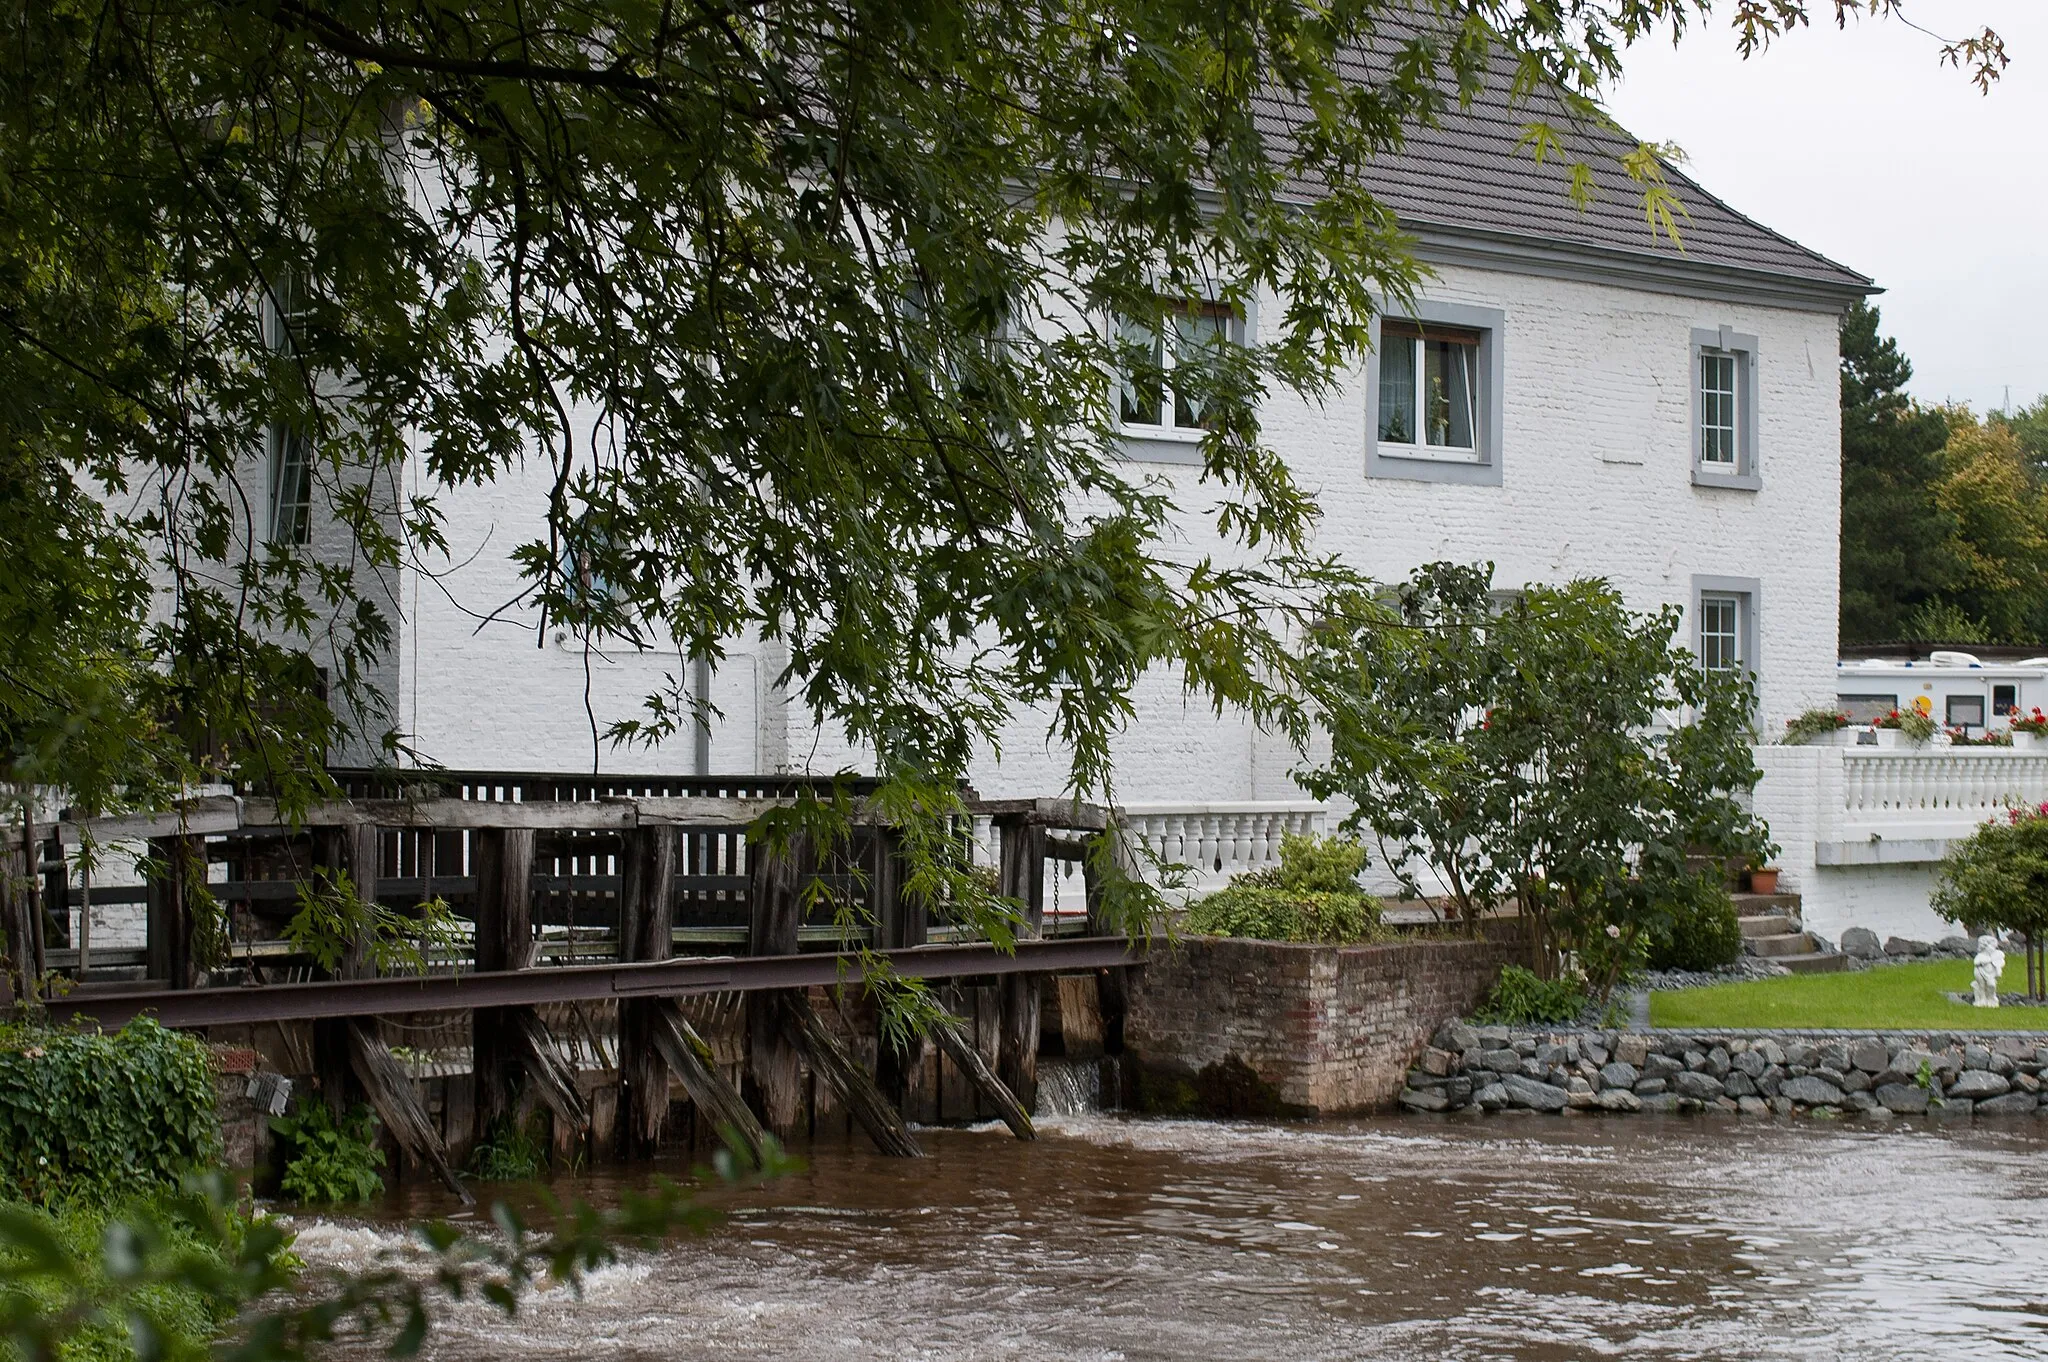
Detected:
[
  {"left": 1365, "top": 302, "right": 1505, "bottom": 486},
  {"left": 1947, "top": 695, "right": 1987, "bottom": 729},
  {"left": 264, "top": 268, "right": 313, "bottom": 545},
  {"left": 1377, "top": 320, "right": 1481, "bottom": 457},
  {"left": 1995, "top": 684, "right": 2019, "bottom": 718},
  {"left": 1699, "top": 594, "right": 1741, "bottom": 673},
  {"left": 1689, "top": 326, "right": 1759, "bottom": 490},
  {"left": 1116, "top": 302, "right": 1233, "bottom": 437},
  {"left": 1840, "top": 693, "right": 1899, "bottom": 724},
  {"left": 1692, "top": 575, "right": 1759, "bottom": 677},
  {"left": 267, "top": 423, "right": 312, "bottom": 545}
]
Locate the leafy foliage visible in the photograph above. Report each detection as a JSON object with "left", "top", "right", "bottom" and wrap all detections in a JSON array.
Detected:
[
  {"left": 1183, "top": 833, "right": 1380, "bottom": 944},
  {"left": 283, "top": 872, "right": 461, "bottom": 977},
  {"left": 1644, "top": 877, "right": 1744, "bottom": 973},
  {"left": 1933, "top": 804, "right": 2048, "bottom": 985},
  {"left": 0, "top": 1185, "right": 283, "bottom": 1362},
  {"left": 0, "top": 1021, "right": 219, "bottom": 1206},
  {"left": 1471, "top": 965, "right": 1587, "bottom": 1026},
  {"left": 1780, "top": 707, "right": 1849, "bottom": 744},
  {"left": 269, "top": 1102, "right": 385, "bottom": 1206},
  {"left": 1301, "top": 564, "right": 1773, "bottom": 994},
  {"left": 1874, "top": 707, "right": 1938, "bottom": 741},
  {"left": 465, "top": 1117, "right": 549, "bottom": 1185},
  {"left": 0, "top": 1139, "right": 796, "bottom": 1362}
]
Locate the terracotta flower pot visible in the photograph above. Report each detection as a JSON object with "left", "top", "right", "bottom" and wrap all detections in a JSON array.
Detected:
[{"left": 1749, "top": 868, "right": 1780, "bottom": 895}]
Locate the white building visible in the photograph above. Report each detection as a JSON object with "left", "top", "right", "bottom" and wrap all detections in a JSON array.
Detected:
[{"left": 292, "top": 69, "right": 2004, "bottom": 944}]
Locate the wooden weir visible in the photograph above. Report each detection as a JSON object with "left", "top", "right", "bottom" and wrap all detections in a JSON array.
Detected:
[{"left": 0, "top": 772, "right": 1144, "bottom": 1190}]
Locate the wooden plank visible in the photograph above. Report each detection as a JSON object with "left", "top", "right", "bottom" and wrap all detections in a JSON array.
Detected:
[
  {"left": 617, "top": 825, "right": 677, "bottom": 1154},
  {"left": 782, "top": 993, "right": 921, "bottom": 1157},
  {"left": 930, "top": 1017, "right": 1034, "bottom": 1140},
  {"left": 968, "top": 798, "right": 1108, "bottom": 831},
  {"left": 469, "top": 827, "right": 537, "bottom": 1143},
  {"left": 346, "top": 1019, "right": 472, "bottom": 1204},
  {"left": 743, "top": 830, "right": 808, "bottom": 1135},
  {"left": 145, "top": 835, "right": 202, "bottom": 991},
  {"left": 995, "top": 817, "right": 1048, "bottom": 1114},
  {"left": 646, "top": 1000, "right": 768, "bottom": 1167}
]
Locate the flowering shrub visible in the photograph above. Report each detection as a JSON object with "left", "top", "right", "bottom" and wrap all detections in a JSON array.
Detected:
[
  {"left": 2011, "top": 707, "right": 2048, "bottom": 735},
  {"left": 1948, "top": 726, "right": 2011, "bottom": 747},
  {"left": 1933, "top": 802, "right": 2048, "bottom": 1000},
  {"left": 1874, "top": 708, "right": 1937, "bottom": 741},
  {"left": 1781, "top": 708, "right": 1850, "bottom": 745}
]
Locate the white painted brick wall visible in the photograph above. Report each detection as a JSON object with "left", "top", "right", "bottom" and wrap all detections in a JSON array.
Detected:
[{"left": 397, "top": 262, "right": 1845, "bottom": 813}]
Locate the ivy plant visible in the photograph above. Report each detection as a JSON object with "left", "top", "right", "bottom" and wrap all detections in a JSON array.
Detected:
[{"left": 269, "top": 1101, "right": 387, "bottom": 1207}]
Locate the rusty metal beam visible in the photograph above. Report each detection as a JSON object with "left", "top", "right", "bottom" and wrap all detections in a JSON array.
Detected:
[{"left": 44, "top": 937, "right": 1144, "bottom": 1030}]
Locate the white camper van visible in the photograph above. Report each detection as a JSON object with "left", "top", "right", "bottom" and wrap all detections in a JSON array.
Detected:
[{"left": 1836, "top": 652, "right": 2048, "bottom": 734}]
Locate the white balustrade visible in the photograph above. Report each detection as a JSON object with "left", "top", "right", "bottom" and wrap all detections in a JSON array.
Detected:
[
  {"left": 1835, "top": 749, "right": 2048, "bottom": 843},
  {"left": 1117, "top": 801, "right": 1331, "bottom": 897}
]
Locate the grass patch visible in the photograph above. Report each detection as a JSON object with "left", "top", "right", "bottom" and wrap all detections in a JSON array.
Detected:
[{"left": 1650, "top": 957, "right": 2048, "bottom": 1031}]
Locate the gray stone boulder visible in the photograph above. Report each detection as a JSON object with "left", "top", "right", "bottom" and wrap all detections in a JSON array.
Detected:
[
  {"left": 1875, "top": 1083, "right": 1931, "bottom": 1114},
  {"left": 1475, "top": 1048, "right": 1522, "bottom": 1073},
  {"left": 1501, "top": 1075, "right": 1569, "bottom": 1112},
  {"left": 1880, "top": 1049, "right": 1940, "bottom": 1086},
  {"left": 1418, "top": 1047, "right": 1457, "bottom": 1077},
  {"left": 1840, "top": 1070, "right": 1873, "bottom": 1093},
  {"left": 1849, "top": 1038, "right": 1889, "bottom": 1074},
  {"left": 1784, "top": 1042, "right": 1818, "bottom": 1068},
  {"left": 1974, "top": 1092, "right": 2039, "bottom": 1116},
  {"left": 1935, "top": 1098, "right": 1976, "bottom": 1119},
  {"left": 1845, "top": 1091, "right": 1879, "bottom": 1113},
  {"left": 1735, "top": 1095, "right": 1769, "bottom": 1117},
  {"left": 1673, "top": 1071, "right": 1725, "bottom": 1101},
  {"left": 1474, "top": 1082, "right": 1511, "bottom": 1110},
  {"left": 1937, "top": 934, "right": 1978, "bottom": 958},
  {"left": 1582, "top": 1040, "right": 1610, "bottom": 1067},
  {"left": 1817, "top": 1043, "right": 1851, "bottom": 1072},
  {"left": 1885, "top": 935, "right": 1933, "bottom": 957},
  {"left": 1949, "top": 1069, "right": 2011, "bottom": 1100},
  {"left": 1434, "top": 1021, "right": 1481, "bottom": 1054},
  {"left": 1755, "top": 1039, "right": 1787, "bottom": 1067},
  {"left": 1722, "top": 1072, "right": 1758, "bottom": 1098},
  {"left": 1634, "top": 1077, "right": 1668, "bottom": 1096},
  {"left": 1643, "top": 1053, "right": 1684, "bottom": 1079},
  {"left": 1599, "top": 1061, "right": 1639, "bottom": 1091},
  {"left": 1733, "top": 1050, "right": 1768, "bottom": 1079},
  {"left": 1638, "top": 1093, "right": 1686, "bottom": 1114},
  {"left": 1398, "top": 1088, "right": 1450, "bottom": 1112},
  {"left": 1706, "top": 1046, "right": 1732, "bottom": 1078},
  {"left": 1616, "top": 1035, "right": 1650, "bottom": 1067},
  {"left": 1594, "top": 1088, "right": 1641, "bottom": 1113},
  {"left": 1780, "top": 1075, "right": 1847, "bottom": 1107},
  {"left": 1841, "top": 927, "right": 1883, "bottom": 960}
]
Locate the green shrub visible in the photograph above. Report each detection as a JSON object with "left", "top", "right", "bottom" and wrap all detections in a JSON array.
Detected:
[
  {"left": 270, "top": 1101, "right": 385, "bottom": 1205},
  {"left": 0, "top": 1185, "right": 281, "bottom": 1362},
  {"left": 1184, "top": 833, "right": 1379, "bottom": 944},
  {"left": 467, "top": 1116, "right": 549, "bottom": 1183},
  {"left": 1472, "top": 965, "right": 1588, "bottom": 1025},
  {"left": 1646, "top": 879, "right": 1744, "bottom": 972},
  {"left": 0, "top": 1021, "right": 219, "bottom": 1205}
]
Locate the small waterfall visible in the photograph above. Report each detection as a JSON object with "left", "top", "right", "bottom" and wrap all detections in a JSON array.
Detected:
[{"left": 1034, "top": 1056, "right": 1122, "bottom": 1117}]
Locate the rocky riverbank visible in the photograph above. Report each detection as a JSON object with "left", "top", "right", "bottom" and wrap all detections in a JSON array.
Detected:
[{"left": 1397, "top": 1023, "right": 2048, "bottom": 1118}]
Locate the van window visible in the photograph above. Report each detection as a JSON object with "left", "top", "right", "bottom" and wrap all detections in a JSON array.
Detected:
[
  {"left": 1947, "top": 695, "right": 1987, "bottom": 729},
  {"left": 1994, "top": 684, "right": 2018, "bottom": 718},
  {"left": 1839, "top": 694, "right": 1898, "bottom": 724}
]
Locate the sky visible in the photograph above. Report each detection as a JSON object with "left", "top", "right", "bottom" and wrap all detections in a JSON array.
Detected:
[{"left": 1602, "top": 1, "right": 2044, "bottom": 416}]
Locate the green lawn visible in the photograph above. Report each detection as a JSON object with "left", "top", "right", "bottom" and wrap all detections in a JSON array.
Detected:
[{"left": 1649, "top": 957, "right": 2048, "bottom": 1031}]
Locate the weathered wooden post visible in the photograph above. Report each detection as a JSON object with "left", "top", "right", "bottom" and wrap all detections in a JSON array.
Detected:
[
  {"left": 616, "top": 823, "right": 678, "bottom": 1154},
  {"left": 471, "top": 826, "right": 585, "bottom": 1157},
  {"left": 995, "top": 812, "right": 1047, "bottom": 1113},
  {"left": 744, "top": 828, "right": 809, "bottom": 1135},
  {"left": 1, "top": 835, "right": 38, "bottom": 1008},
  {"left": 145, "top": 833, "right": 202, "bottom": 989},
  {"left": 1084, "top": 817, "right": 1140, "bottom": 1059}
]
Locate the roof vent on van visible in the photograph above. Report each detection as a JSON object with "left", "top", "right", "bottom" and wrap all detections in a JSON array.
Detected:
[{"left": 1928, "top": 650, "right": 1982, "bottom": 668}]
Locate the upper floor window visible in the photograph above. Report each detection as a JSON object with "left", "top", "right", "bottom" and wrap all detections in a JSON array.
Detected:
[
  {"left": 1693, "top": 575, "right": 1759, "bottom": 678},
  {"left": 264, "top": 268, "right": 313, "bottom": 545},
  {"left": 1690, "top": 326, "right": 1759, "bottom": 490},
  {"left": 1116, "top": 301, "right": 1234, "bottom": 438},
  {"left": 1365, "top": 303, "right": 1505, "bottom": 487},
  {"left": 1377, "top": 320, "right": 1480, "bottom": 458}
]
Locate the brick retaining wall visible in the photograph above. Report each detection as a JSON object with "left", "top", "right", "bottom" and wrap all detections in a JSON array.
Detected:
[{"left": 1122, "top": 927, "right": 1523, "bottom": 1116}]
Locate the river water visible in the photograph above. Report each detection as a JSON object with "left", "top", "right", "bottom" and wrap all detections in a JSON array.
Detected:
[{"left": 293, "top": 1106, "right": 2048, "bottom": 1361}]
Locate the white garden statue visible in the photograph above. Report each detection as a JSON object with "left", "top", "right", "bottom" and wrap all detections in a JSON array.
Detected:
[{"left": 1973, "top": 935, "right": 2006, "bottom": 1008}]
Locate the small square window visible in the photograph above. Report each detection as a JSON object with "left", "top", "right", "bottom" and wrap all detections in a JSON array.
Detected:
[
  {"left": 1840, "top": 693, "right": 1899, "bottom": 724},
  {"left": 1947, "top": 695, "right": 1986, "bottom": 729},
  {"left": 1377, "top": 320, "right": 1480, "bottom": 460},
  {"left": 1994, "top": 684, "right": 2019, "bottom": 718}
]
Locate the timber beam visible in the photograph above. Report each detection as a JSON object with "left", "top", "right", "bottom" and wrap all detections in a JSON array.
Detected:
[{"left": 44, "top": 937, "right": 1144, "bottom": 1030}]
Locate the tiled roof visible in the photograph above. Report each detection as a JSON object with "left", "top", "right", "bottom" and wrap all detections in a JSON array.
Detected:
[{"left": 1255, "top": 34, "right": 1873, "bottom": 297}]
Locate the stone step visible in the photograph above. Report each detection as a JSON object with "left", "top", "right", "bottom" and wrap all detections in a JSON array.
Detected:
[
  {"left": 1777, "top": 950, "right": 1850, "bottom": 975},
  {"left": 1749, "top": 931, "right": 1824, "bottom": 958},
  {"left": 1739, "top": 913, "right": 1799, "bottom": 939},
  {"left": 1731, "top": 891, "right": 1801, "bottom": 914}
]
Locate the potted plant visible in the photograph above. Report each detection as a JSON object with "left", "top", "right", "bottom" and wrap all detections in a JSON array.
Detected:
[
  {"left": 1748, "top": 864, "right": 1781, "bottom": 895},
  {"left": 1781, "top": 708, "right": 1853, "bottom": 746},
  {"left": 2011, "top": 707, "right": 2048, "bottom": 751},
  {"left": 1871, "top": 708, "right": 1937, "bottom": 749}
]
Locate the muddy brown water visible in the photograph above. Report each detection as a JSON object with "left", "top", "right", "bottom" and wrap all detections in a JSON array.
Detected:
[{"left": 290, "top": 1110, "right": 2048, "bottom": 1360}]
